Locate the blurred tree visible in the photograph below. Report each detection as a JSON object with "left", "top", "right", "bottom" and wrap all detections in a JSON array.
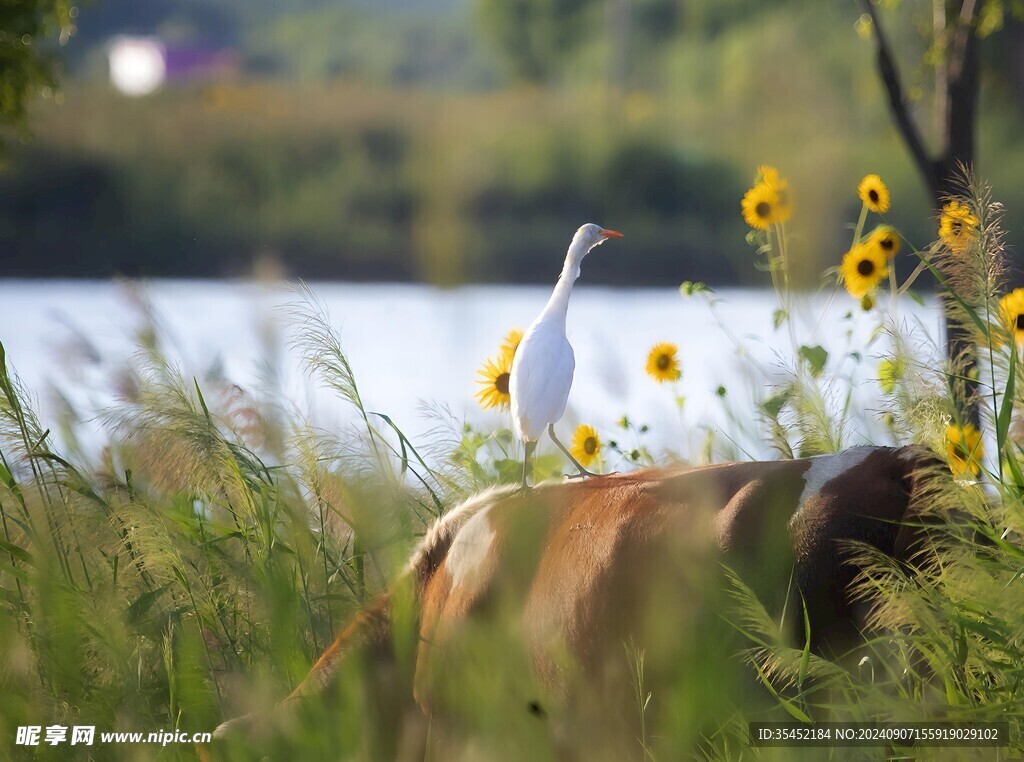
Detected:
[
  {"left": 477, "top": 0, "right": 691, "bottom": 83},
  {"left": 860, "top": 0, "right": 1020, "bottom": 427},
  {"left": 0, "top": 0, "right": 75, "bottom": 134},
  {"left": 476, "top": 0, "right": 595, "bottom": 82}
]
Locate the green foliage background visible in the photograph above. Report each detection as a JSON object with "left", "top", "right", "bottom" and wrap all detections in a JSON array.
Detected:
[
  {"left": 0, "top": 0, "right": 75, "bottom": 131},
  {"left": 3, "top": 1, "right": 1024, "bottom": 283}
]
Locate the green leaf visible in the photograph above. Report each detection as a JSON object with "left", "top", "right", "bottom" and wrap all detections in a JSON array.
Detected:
[
  {"left": 761, "top": 388, "right": 792, "bottom": 419},
  {"left": 0, "top": 538, "right": 33, "bottom": 566},
  {"left": 369, "top": 411, "right": 444, "bottom": 515},
  {"left": 975, "top": 522, "right": 1024, "bottom": 560},
  {"left": 798, "top": 593, "right": 812, "bottom": 693},
  {"left": 494, "top": 458, "right": 524, "bottom": 483},
  {"left": 679, "top": 281, "right": 713, "bottom": 297},
  {"left": 535, "top": 454, "right": 565, "bottom": 478},
  {"left": 906, "top": 289, "right": 925, "bottom": 306},
  {"left": 752, "top": 660, "right": 813, "bottom": 723},
  {"left": 997, "top": 353, "right": 1016, "bottom": 461},
  {"left": 194, "top": 378, "right": 212, "bottom": 423},
  {"left": 798, "top": 345, "right": 828, "bottom": 377},
  {"left": 127, "top": 585, "right": 171, "bottom": 625},
  {"left": 1003, "top": 450, "right": 1024, "bottom": 491},
  {"left": 772, "top": 309, "right": 788, "bottom": 329},
  {"left": 0, "top": 563, "right": 29, "bottom": 584}
]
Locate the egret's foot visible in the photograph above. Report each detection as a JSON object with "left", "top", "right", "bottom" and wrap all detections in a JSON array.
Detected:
[{"left": 564, "top": 469, "right": 599, "bottom": 480}]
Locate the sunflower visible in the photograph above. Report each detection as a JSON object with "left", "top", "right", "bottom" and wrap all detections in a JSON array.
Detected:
[
  {"left": 741, "top": 182, "right": 778, "bottom": 230},
  {"left": 939, "top": 200, "right": 978, "bottom": 253},
  {"left": 475, "top": 354, "right": 513, "bottom": 411},
  {"left": 499, "top": 328, "right": 524, "bottom": 362},
  {"left": 858, "top": 174, "right": 890, "bottom": 213},
  {"left": 774, "top": 183, "right": 793, "bottom": 223},
  {"left": 878, "top": 357, "right": 902, "bottom": 394},
  {"left": 946, "top": 423, "right": 984, "bottom": 478},
  {"left": 840, "top": 244, "right": 888, "bottom": 299},
  {"left": 570, "top": 424, "right": 601, "bottom": 468},
  {"left": 757, "top": 166, "right": 792, "bottom": 222},
  {"left": 999, "top": 288, "right": 1024, "bottom": 347},
  {"left": 867, "top": 225, "right": 900, "bottom": 258},
  {"left": 757, "top": 165, "right": 780, "bottom": 186},
  {"left": 646, "top": 342, "right": 681, "bottom": 383}
]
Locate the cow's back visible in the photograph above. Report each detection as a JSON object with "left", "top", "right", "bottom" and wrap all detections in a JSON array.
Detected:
[
  {"left": 410, "top": 447, "right": 937, "bottom": 754},
  {"left": 212, "top": 447, "right": 941, "bottom": 757}
]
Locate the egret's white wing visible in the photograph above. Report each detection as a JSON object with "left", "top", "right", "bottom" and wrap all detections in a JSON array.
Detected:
[
  {"left": 546, "top": 336, "right": 574, "bottom": 423},
  {"left": 510, "top": 323, "right": 574, "bottom": 441}
]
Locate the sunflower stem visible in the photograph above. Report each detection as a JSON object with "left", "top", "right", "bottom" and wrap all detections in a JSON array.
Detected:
[
  {"left": 772, "top": 221, "right": 799, "bottom": 363},
  {"left": 896, "top": 259, "right": 929, "bottom": 296},
  {"left": 887, "top": 267, "right": 899, "bottom": 321},
  {"left": 852, "top": 202, "right": 869, "bottom": 249}
]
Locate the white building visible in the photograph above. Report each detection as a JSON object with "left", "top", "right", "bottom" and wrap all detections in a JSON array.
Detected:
[{"left": 107, "top": 36, "right": 167, "bottom": 96}]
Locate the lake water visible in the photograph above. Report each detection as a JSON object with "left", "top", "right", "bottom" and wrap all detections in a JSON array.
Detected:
[{"left": 0, "top": 280, "right": 945, "bottom": 462}]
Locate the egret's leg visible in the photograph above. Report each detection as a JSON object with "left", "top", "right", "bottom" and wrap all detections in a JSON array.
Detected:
[
  {"left": 547, "top": 423, "right": 598, "bottom": 479},
  {"left": 520, "top": 440, "right": 537, "bottom": 491}
]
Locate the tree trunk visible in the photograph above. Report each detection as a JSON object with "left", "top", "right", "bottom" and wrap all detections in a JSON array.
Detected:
[{"left": 862, "top": 0, "right": 983, "bottom": 427}]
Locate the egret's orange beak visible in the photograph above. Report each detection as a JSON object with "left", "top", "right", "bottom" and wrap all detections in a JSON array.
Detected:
[{"left": 600, "top": 229, "right": 624, "bottom": 239}]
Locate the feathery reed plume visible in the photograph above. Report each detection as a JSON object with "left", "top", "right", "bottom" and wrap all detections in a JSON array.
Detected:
[
  {"left": 285, "top": 283, "right": 366, "bottom": 416},
  {"left": 932, "top": 166, "right": 1006, "bottom": 309},
  {"left": 930, "top": 167, "right": 1009, "bottom": 428},
  {"left": 879, "top": 318, "right": 951, "bottom": 448}
]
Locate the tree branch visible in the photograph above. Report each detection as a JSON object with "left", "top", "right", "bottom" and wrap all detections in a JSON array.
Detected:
[
  {"left": 860, "top": 0, "right": 938, "bottom": 194},
  {"left": 948, "top": 0, "right": 979, "bottom": 83}
]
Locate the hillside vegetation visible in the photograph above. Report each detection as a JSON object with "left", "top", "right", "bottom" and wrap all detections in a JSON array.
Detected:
[{"left": 4, "top": 2, "right": 1024, "bottom": 283}]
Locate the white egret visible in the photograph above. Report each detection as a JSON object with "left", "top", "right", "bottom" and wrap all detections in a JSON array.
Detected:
[{"left": 509, "top": 223, "right": 623, "bottom": 488}]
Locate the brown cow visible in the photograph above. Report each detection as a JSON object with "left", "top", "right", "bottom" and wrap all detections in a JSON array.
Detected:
[{"left": 213, "top": 445, "right": 940, "bottom": 756}]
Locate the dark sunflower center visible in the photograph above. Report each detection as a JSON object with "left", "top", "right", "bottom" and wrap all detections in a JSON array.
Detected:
[
  {"left": 755, "top": 201, "right": 771, "bottom": 218},
  {"left": 1016, "top": 314, "right": 1024, "bottom": 331},
  {"left": 656, "top": 354, "right": 671, "bottom": 370},
  {"left": 584, "top": 437, "right": 597, "bottom": 455},
  {"left": 868, "top": 189, "right": 879, "bottom": 203},
  {"left": 857, "top": 259, "right": 875, "bottom": 276},
  {"left": 880, "top": 237, "right": 894, "bottom": 251},
  {"left": 496, "top": 372, "right": 510, "bottom": 395}
]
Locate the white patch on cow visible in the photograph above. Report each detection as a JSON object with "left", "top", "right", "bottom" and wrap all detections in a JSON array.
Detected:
[
  {"left": 405, "top": 484, "right": 514, "bottom": 581},
  {"left": 445, "top": 505, "right": 496, "bottom": 591},
  {"left": 790, "top": 446, "right": 880, "bottom": 527}
]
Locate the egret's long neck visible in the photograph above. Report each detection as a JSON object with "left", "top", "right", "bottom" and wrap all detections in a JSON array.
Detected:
[{"left": 539, "top": 239, "right": 588, "bottom": 326}]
